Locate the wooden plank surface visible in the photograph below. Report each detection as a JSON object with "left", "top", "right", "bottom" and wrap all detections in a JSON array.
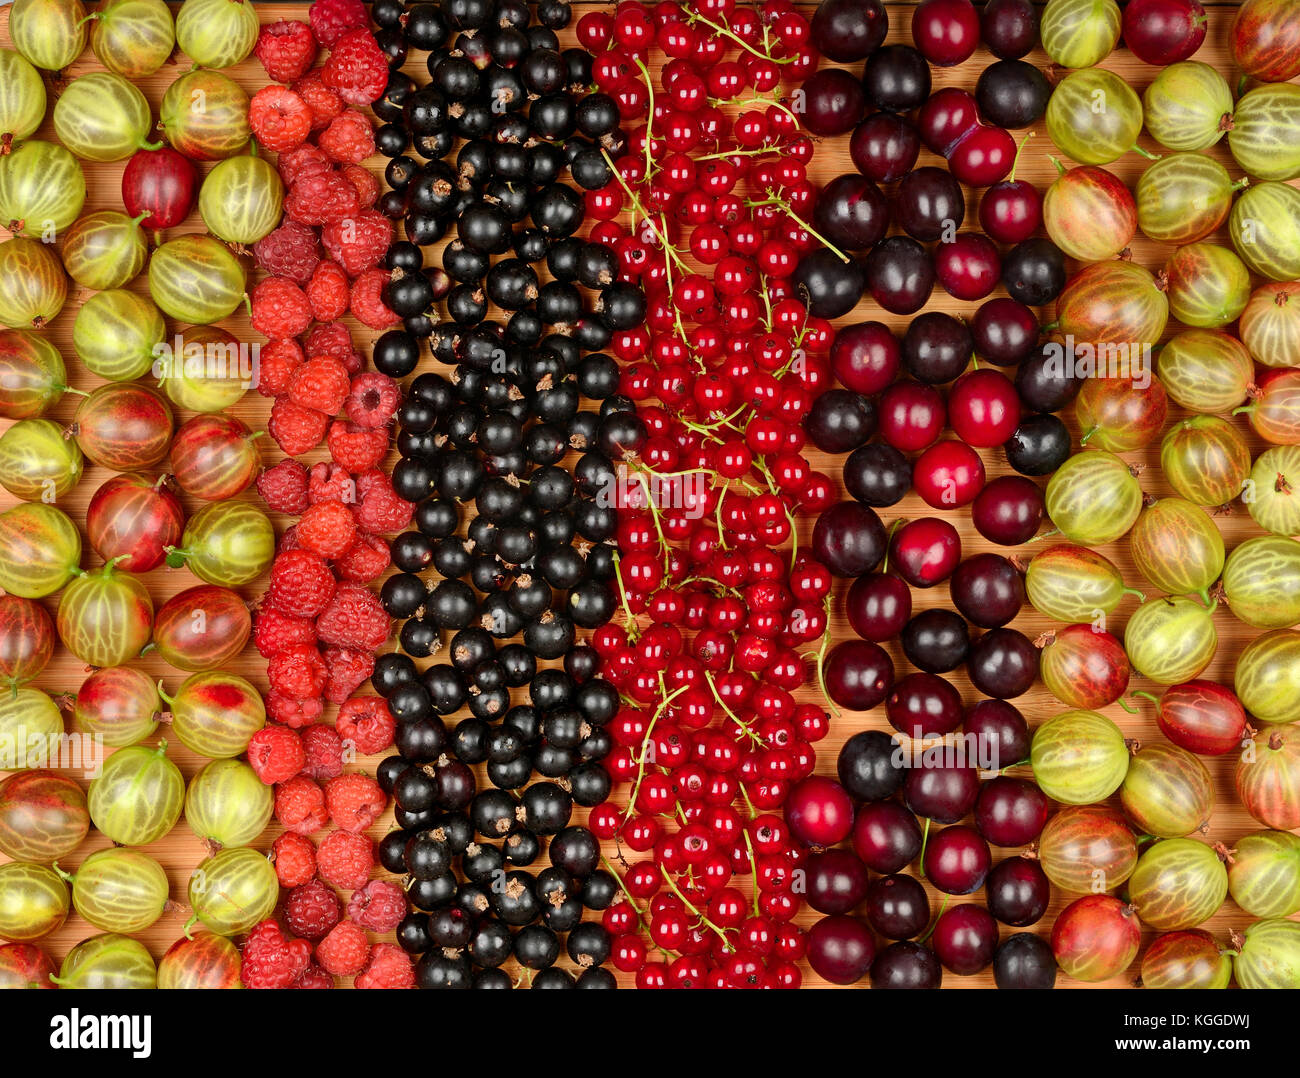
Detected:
[{"left": 0, "top": 0, "right": 1295, "bottom": 989}]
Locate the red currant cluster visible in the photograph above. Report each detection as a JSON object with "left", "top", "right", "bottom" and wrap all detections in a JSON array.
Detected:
[{"left": 562, "top": 0, "right": 852, "bottom": 990}]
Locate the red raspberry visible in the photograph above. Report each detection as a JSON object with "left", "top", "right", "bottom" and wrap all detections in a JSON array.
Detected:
[
  {"left": 267, "top": 549, "right": 338, "bottom": 618},
  {"left": 278, "top": 524, "right": 302, "bottom": 553},
  {"left": 285, "top": 170, "right": 360, "bottom": 227},
  {"left": 316, "top": 829, "right": 374, "bottom": 890},
  {"left": 253, "top": 607, "right": 317, "bottom": 658},
  {"left": 267, "top": 642, "right": 328, "bottom": 699},
  {"left": 324, "top": 771, "right": 386, "bottom": 833},
  {"left": 341, "top": 163, "right": 379, "bottom": 209},
  {"left": 301, "top": 723, "right": 345, "bottom": 780},
  {"left": 247, "top": 724, "right": 307, "bottom": 784},
  {"left": 315, "top": 919, "right": 370, "bottom": 977},
  {"left": 253, "top": 222, "right": 320, "bottom": 285},
  {"left": 306, "top": 261, "right": 350, "bottom": 323},
  {"left": 323, "top": 645, "right": 376, "bottom": 703},
  {"left": 241, "top": 920, "right": 312, "bottom": 990},
  {"left": 321, "top": 210, "right": 390, "bottom": 276},
  {"left": 291, "top": 69, "right": 345, "bottom": 130},
  {"left": 347, "top": 880, "right": 407, "bottom": 933},
  {"left": 255, "top": 20, "right": 318, "bottom": 83},
  {"left": 256, "top": 457, "right": 310, "bottom": 515},
  {"left": 289, "top": 355, "right": 351, "bottom": 415},
  {"left": 255, "top": 338, "right": 304, "bottom": 399},
  {"left": 309, "top": 0, "right": 368, "bottom": 47},
  {"left": 349, "top": 268, "right": 402, "bottom": 330},
  {"left": 272, "top": 831, "right": 317, "bottom": 888},
  {"left": 327, "top": 420, "right": 389, "bottom": 473},
  {"left": 278, "top": 143, "right": 332, "bottom": 187},
  {"left": 305, "top": 321, "right": 354, "bottom": 361},
  {"left": 267, "top": 690, "right": 324, "bottom": 729},
  {"left": 275, "top": 775, "right": 329, "bottom": 834},
  {"left": 318, "top": 110, "right": 376, "bottom": 165},
  {"left": 252, "top": 278, "right": 312, "bottom": 341},
  {"left": 292, "top": 964, "right": 334, "bottom": 989},
  {"left": 322, "top": 29, "right": 388, "bottom": 105},
  {"left": 269, "top": 398, "right": 330, "bottom": 457},
  {"left": 308, "top": 460, "right": 358, "bottom": 506},
  {"left": 248, "top": 86, "right": 314, "bottom": 153},
  {"left": 316, "top": 584, "right": 390, "bottom": 651},
  {"left": 354, "top": 468, "right": 390, "bottom": 500},
  {"left": 354, "top": 483, "right": 415, "bottom": 535},
  {"left": 284, "top": 879, "right": 343, "bottom": 940},
  {"left": 334, "top": 535, "right": 390, "bottom": 584},
  {"left": 355, "top": 943, "right": 414, "bottom": 989},
  {"left": 336, "top": 696, "right": 396, "bottom": 755},
  {"left": 344, "top": 372, "right": 399, "bottom": 429},
  {"left": 297, "top": 500, "right": 358, "bottom": 559}
]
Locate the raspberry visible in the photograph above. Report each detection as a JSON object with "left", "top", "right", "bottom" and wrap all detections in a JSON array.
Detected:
[
  {"left": 284, "top": 879, "right": 343, "bottom": 940},
  {"left": 341, "top": 163, "right": 379, "bottom": 209},
  {"left": 321, "top": 210, "right": 390, "bottom": 276},
  {"left": 315, "top": 919, "right": 369, "bottom": 977},
  {"left": 289, "top": 356, "right": 351, "bottom": 415},
  {"left": 301, "top": 723, "right": 345, "bottom": 780},
  {"left": 278, "top": 524, "right": 301, "bottom": 553},
  {"left": 334, "top": 535, "right": 390, "bottom": 584},
  {"left": 275, "top": 775, "right": 329, "bottom": 834},
  {"left": 324, "top": 771, "right": 386, "bottom": 833},
  {"left": 327, "top": 420, "right": 389, "bottom": 473},
  {"left": 305, "top": 321, "right": 355, "bottom": 362},
  {"left": 285, "top": 170, "right": 360, "bottom": 227},
  {"left": 323, "top": 645, "right": 376, "bottom": 703},
  {"left": 316, "top": 829, "right": 374, "bottom": 890},
  {"left": 344, "top": 372, "right": 399, "bottom": 429},
  {"left": 306, "top": 261, "right": 350, "bottom": 323},
  {"left": 247, "top": 724, "right": 307, "bottom": 784},
  {"left": 354, "top": 468, "right": 390, "bottom": 501},
  {"left": 349, "top": 268, "right": 402, "bottom": 330},
  {"left": 297, "top": 500, "right": 358, "bottom": 559},
  {"left": 255, "top": 458, "right": 310, "bottom": 516},
  {"left": 309, "top": 0, "right": 368, "bottom": 47},
  {"left": 291, "top": 69, "right": 345, "bottom": 130},
  {"left": 241, "top": 920, "right": 312, "bottom": 990},
  {"left": 267, "top": 549, "right": 338, "bottom": 618},
  {"left": 267, "top": 642, "right": 328, "bottom": 699},
  {"left": 335, "top": 695, "right": 395, "bottom": 755},
  {"left": 253, "top": 222, "right": 320, "bottom": 285},
  {"left": 316, "top": 584, "right": 390, "bottom": 651},
  {"left": 347, "top": 880, "right": 407, "bottom": 933},
  {"left": 255, "top": 20, "right": 318, "bottom": 83},
  {"left": 248, "top": 85, "right": 314, "bottom": 153},
  {"left": 354, "top": 482, "right": 415, "bottom": 535},
  {"left": 321, "top": 29, "right": 389, "bottom": 106},
  {"left": 318, "top": 110, "right": 376, "bottom": 166},
  {"left": 268, "top": 397, "right": 330, "bottom": 457},
  {"left": 254, "top": 607, "right": 317, "bottom": 658},
  {"left": 267, "top": 689, "right": 324, "bottom": 729},
  {"left": 251, "top": 278, "right": 312, "bottom": 341},
  {"left": 278, "top": 143, "right": 333, "bottom": 187},
  {"left": 292, "top": 964, "right": 334, "bottom": 989},
  {"left": 272, "top": 831, "right": 317, "bottom": 888},
  {"left": 308, "top": 460, "right": 358, "bottom": 506},
  {"left": 254, "top": 338, "right": 304, "bottom": 399},
  {"left": 355, "top": 943, "right": 415, "bottom": 989}
]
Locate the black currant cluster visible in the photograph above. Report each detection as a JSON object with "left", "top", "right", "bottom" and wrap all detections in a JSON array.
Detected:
[
  {"left": 366, "top": 0, "right": 652, "bottom": 989},
  {"left": 369, "top": 0, "right": 646, "bottom": 351}
]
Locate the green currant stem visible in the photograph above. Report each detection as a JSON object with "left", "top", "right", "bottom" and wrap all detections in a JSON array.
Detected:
[
  {"left": 659, "top": 866, "right": 734, "bottom": 948},
  {"left": 748, "top": 190, "right": 851, "bottom": 264},
  {"left": 633, "top": 58, "right": 657, "bottom": 183},
  {"left": 599, "top": 149, "right": 690, "bottom": 274},
  {"left": 740, "top": 826, "right": 762, "bottom": 917},
  {"left": 687, "top": 10, "right": 793, "bottom": 64},
  {"left": 623, "top": 680, "right": 688, "bottom": 821},
  {"left": 703, "top": 669, "right": 766, "bottom": 746},
  {"left": 610, "top": 552, "right": 641, "bottom": 643}
]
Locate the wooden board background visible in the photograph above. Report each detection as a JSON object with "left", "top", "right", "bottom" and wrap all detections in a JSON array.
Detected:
[{"left": 0, "top": 0, "right": 1296, "bottom": 989}]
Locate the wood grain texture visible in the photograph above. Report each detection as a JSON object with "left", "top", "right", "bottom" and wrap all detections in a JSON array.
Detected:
[{"left": 0, "top": 0, "right": 1295, "bottom": 990}]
